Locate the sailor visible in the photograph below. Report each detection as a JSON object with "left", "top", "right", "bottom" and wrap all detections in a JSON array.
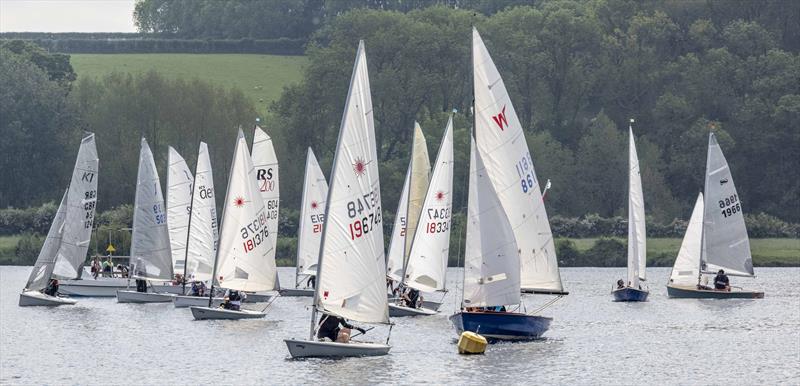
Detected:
[
  {"left": 616, "top": 279, "right": 625, "bottom": 289},
  {"left": 135, "top": 278, "right": 147, "bottom": 293},
  {"left": 43, "top": 279, "right": 59, "bottom": 296},
  {"left": 316, "top": 313, "right": 365, "bottom": 343},
  {"left": 306, "top": 275, "right": 316, "bottom": 289},
  {"left": 714, "top": 269, "right": 730, "bottom": 291},
  {"left": 190, "top": 281, "right": 200, "bottom": 296},
  {"left": 223, "top": 289, "right": 245, "bottom": 311},
  {"left": 401, "top": 287, "right": 421, "bottom": 308}
]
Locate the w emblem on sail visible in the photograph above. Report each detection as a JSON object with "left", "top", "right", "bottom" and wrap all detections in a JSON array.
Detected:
[
  {"left": 234, "top": 267, "right": 249, "bottom": 279},
  {"left": 492, "top": 106, "right": 509, "bottom": 131}
]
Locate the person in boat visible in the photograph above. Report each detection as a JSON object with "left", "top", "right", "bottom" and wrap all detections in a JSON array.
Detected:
[
  {"left": 135, "top": 278, "right": 147, "bottom": 293},
  {"left": 316, "top": 313, "right": 365, "bottom": 343},
  {"left": 714, "top": 269, "right": 730, "bottom": 291},
  {"left": 616, "top": 279, "right": 625, "bottom": 289},
  {"left": 43, "top": 279, "right": 59, "bottom": 296},
  {"left": 91, "top": 257, "right": 100, "bottom": 279},
  {"left": 306, "top": 275, "right": 316, "bottom": 289},
  {"left": 173, "top": 273, "right": 184, "bottom": 286},
  {"left": 118, "top": 264, "right": 129, "bottom": 278},
  {"left": 401, "top": 287, "right": 422, "bottom": 308},
  {"left": 102, "top": 258, "right": 113, "bottom": 277},
  {"left": 222, "top": 289, "right": 246, "bottom": 311}
]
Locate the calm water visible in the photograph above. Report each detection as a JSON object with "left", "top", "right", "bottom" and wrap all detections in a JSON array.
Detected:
[{"left": 1, "top": 266, "right": 798, "bottom": 385}]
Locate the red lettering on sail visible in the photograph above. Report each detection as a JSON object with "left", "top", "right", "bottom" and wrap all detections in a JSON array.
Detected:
[{"left": 492, "top": 106, "right": 509, "bottom": 131}]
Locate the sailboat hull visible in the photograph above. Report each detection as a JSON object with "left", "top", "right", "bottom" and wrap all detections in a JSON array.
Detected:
[
  {"left": 18, "top": 291, "right": 77, "bottom": 307},
  {"left": 612, "top": 287, "right": 649, "bottom": 302},
  {"left": 388, "top": 303, "right": 438, "bottom": 317},
  {"left": 243, "top": 293, "right": 274, "bottom": 303},
  {"left": 278, "top": 288, "right": 314, "bottom": 297},
  {"left": 387, "top": 296, "right": 442, "bottom": 311},
  {"left": 173, "top": 295, "right": 224, "bottom": 308},
  {"left": 666, "top": 285, "right": 764, "bottom": 299},
  {"left": 449, "top": 311, "right": 551, "bottom": 341},
  {"left": 116, "top": 290, "right": 175, "bottom": 303},
  {"left": 189, "top": 306, "right": 266, "bottom": 320},
  {"left": 284, "top": 339, "right": 390, "bottom": 358}
]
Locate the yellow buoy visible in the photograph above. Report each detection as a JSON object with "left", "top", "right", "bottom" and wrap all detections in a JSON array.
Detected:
[{"left": 458, "top": 331, "right": 487, "bottom": 354}]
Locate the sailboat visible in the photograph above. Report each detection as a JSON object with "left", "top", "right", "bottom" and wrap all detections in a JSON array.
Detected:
[
  {"left": 612, "top": 122, "right": 649, "bottom": 302},
  {"left": 449, "top": 28, "right": 565, "bottom": 340},
  {"left": 667, "top": 133, "right": 764, "bottom": 299},
  {"left": 285, "top": 40, "right": 391, "bottom": 358},
  {"left": 19, "top": 133, "right": 98, "bottom": 306},
  {"left": 250, "top": 126, "right": 280, "bottom": 302},
  {"left": 389, "top": 116, "right": 454, "bottom": 317},
  {"left": 190, "top": 130, "right": 279, "bottom": 320},
  {"left": 116, "top": 138, "right": 176, "bottom": 303},
  {"left": 279, "top": 148, "right": 328, "bottom": 297},
  {"left": 166, "top": 147, "right": 193, "bottom": 279},
  {"left": 173, "top": 142, "right": 224, "bottom": 308}
]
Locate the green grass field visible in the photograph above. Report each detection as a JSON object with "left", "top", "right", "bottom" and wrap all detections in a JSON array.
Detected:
[{"left": 70, "top": 54, "right": 307, "bottom": 111}]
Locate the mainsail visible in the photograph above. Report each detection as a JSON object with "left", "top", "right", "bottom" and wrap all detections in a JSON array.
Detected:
[
  {"left": 251, "top": 127, "right": 280, "bottom": 276},
  {"left": 404, "top": 117, "right": 454, "bottom": 292},
  {"left": 296, "top": 148, "right": 328, "bottom": 279},
  {"left": 669, "top": 193, "right": 703, "bottom": 286},
  {"left": 472, "top": 28, "right": 564, "bottom": 293},
  {"left": 701, "top": 133, "right": 754, "bottom": 277},
  {"left": 166, "top": 146, "right": 193, "bottom": 273},
  {"left": 315, "top": 40, "right": 388, "bottom": 324},
  {"left": 24, "top": 192, "right": 68, "bottom": 291},
  {"left": 51, "top": 133, "right": 99, "bottom": 280},
  {"left": 462, "top": 138, "right": 521, "bottom": 308},
  {"left": 130, "top": 138, "right": 173, "bottom": 281},
  {"left": 386, "top": 164, "right": 410, "bottom": 282},
  {"left": 184, "top": 142, "right": 218, "bottom": 282},
  {"left": 627, "top": 126, "right": 647, "bottom": 287},
  {"left": 215, "top": 130, "right": 277, "bottom": 292}
]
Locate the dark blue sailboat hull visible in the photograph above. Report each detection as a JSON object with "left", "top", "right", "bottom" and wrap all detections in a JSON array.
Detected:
[
  {"left": 449, "top": 311, "right": 552, "bottom": 341},
  {"left": 612, "top": 287, "right": 649, "bottom": 302}
]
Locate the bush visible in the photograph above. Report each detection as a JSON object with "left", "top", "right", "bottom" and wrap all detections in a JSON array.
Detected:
[
  {"left": 1, "top": 36, "right": 306, "bottom": 55},
  {"left": 581, "top": 237, "right": 626, "bottom": 267},
  {"left": 14, "top": 232, "right": 43, "bottom": 265}
]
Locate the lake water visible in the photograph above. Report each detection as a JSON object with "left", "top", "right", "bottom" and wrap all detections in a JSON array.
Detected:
[{"left": 1, "top": 267, "right": 798, "bottom": 385}]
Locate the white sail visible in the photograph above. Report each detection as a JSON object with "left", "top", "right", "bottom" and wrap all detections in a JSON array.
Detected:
[
  {"left": 24, "top": 191, "right": 68, "bottom": 291},
  {"left": 166, "top": 146, "right": 193, "bottom": 274},
  {"left": 463, "top": 138, "right": 521, "bottom": 308},
  {"left": 670, "top": 193, "right": 703, "bottom": 286},
  {"left": 701, "top": 133, "right": 754, "bottom": 277},
  {"left": 251, "top": 127, "right": 280, "bottom": 270},
  {"left": 296, "top": 148, "right": 328, "bottom": 278},
  {"left": 215, "top": 130, "right": 277, "bottom": 292},
  {"left": 404, "top": 122, "right": 430, "bottom": 262},
  {"left": 316, "top": 41, "right": 388, "bottom": 324},
  {"left": 627, "top": 126, "right": 647, "bottom": 287},
  {"left": 52, "top": 133, "right": 99, "bottom": 280},
  {"left": 404, "top": 117, "right": 454, "bottom": 292},
  {"left": 472, "top": 28, "right": 563, "bottom": 293},
  {"left": 185, "top": 142, "right": 218, "bottom": 282},
  {"left": 386, "top": 163, "right": 410, "bottom": 282},
  {"left": 130, "top": 138, "right": 173, "bottom": 281}
]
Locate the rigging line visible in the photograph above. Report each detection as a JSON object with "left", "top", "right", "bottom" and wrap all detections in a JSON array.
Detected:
[
  {"left": 528, "top": 295, "right": 564, "bottom": 315},
  {"left": 260, "top": 293, "right": 280, "bottom": 313}
]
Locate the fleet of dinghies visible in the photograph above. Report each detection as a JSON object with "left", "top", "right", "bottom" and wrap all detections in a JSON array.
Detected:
[{"left": 18, "top": 29, "right": 765, "bottom": 357}]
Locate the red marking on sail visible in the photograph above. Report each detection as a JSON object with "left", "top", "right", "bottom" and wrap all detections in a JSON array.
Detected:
[
  {"left": 435, "top": 191, "right": 445, "bottom": 201},
  {"left": 323, "top": 290, "right": 329, "bottom": 299},
  {"left": 233, "top": 196, "right": 245, "bottom": 207},
  {"left": 492, "top": 106, "right": 509, "bottom": 131},
  {"left": 311, "top": 201, "right": 319, "bottom": 209},
  {"left": 353, "top": 157, "right": 366, "bottom": 177}
]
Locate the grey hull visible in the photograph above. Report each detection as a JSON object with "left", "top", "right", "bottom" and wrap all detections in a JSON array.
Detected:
[
  {"left": 284, "top": 339, "right": 390, "bottom": 358},
  {"left": 387, "top": 296, "right": 442, "bottom": 311},
  {"left": 189, "top": 306, "right": 266, "bottom": 320},
  {"left": 116, "top": 290, "right": 175, "bottom": 303},
  {"left": 243, "top": 293, "right": 274, "bottom": 303},
  {"left": 18, "top": 291, "right": 77, "bottom": 307},
  {"left": 278, "top": 288, "right": 314, "bottom": 297},
  {"left": 173, "top": 295, "right": 224, "bottom": 308},
  {"left": 666, "top": 285, "right": 764, "bottom": 299},
  {"left": 388, "top": 303, "right": 438, "bottom": 317}
]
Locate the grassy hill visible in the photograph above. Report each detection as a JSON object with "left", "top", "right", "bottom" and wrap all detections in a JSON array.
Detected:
[{"left": 70, "top": 53, "right": 307, "bottom": 114}]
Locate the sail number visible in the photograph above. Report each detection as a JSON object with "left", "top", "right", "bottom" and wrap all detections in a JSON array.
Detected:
[
  {"left": 241, "top": 211, "right": 269, "bottom": 253},
  {"left": 153, "top": 203, "right": 166, "bottom": 225},
  {"left": 266, "top": 199, "right": 279, "bottom": 221},
  {"left": 345, "top": 188, "right": 382, "bottom": 240},
  {"left": 310, "top": 214, "right": 325, "bottom": 233},
  {"left": 719, "top": 194, "right": 741, "bottom": 218},
  {"left": 515, "top": 153, "right": 537, "bottom": 193},
  {"left": 348, "top": 208, "right": 382, "bottom": 240},
  {"left": 425, "top": 208, "right": 450, "bottom": 234},
  {"left": 83, "top": 190, "right": 97, "bottom": 229}
]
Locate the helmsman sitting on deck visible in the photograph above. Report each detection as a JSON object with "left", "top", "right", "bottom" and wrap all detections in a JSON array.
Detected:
[
  {"left": 401, "top": 287, "right": 422, "bottom": 308},
  {"left": 317, "top": 313, "right": 365, "bottom": 343},
  {"left": 221, "top": 289, "right": 246, "bottom": 310},
  {"left": 714, "top": 269, "right": 730, "bottom": 291},
  {"left": 43, "top": 279, "right": 59, "bottom": 296}
]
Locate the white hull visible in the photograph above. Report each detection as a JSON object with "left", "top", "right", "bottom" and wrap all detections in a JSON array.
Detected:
[
  {"left": 285, "top": 339, "right": 390, "bottom": 358},
  {"left": 151, "top": 284, "right": 185, "bottom": 294},
  {"left": 60, "top": 278, "right": 128, "bottom": 297},
  {"left": 18, "top": 291, "right": 77, "bottom": 307},
  {"left": 173, "top": 295, "right": 224, "bottom": 308},
  {"left": 278, "top": 288, "right": 314, "bottom": 297},
  {"left": 388, "top": 303, "right": 438, "bottom": 317},
  {"left": 190, "top": 306, "right": 266, "bottom": 320},
  {"left": 116, "top": 290, "right": 175, "bottom": 303},
  {"left": 243, "top": 293, "right": 274, "bottom": 303},
  {"left": 387, "top": 296, "right": 442, "bottom": 311}
]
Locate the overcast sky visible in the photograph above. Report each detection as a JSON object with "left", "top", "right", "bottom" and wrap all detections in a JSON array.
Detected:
[{"left": 1, "top": 0, "right": 137, "bottom": 32}]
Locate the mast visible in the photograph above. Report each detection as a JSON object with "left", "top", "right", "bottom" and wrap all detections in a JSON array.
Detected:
[{"left": 698, "top": 133, "right": 710, "bottom": 286}]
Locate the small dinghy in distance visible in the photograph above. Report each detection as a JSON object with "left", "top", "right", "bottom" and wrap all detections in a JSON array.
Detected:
[
  {"left": 19, "top": 133, "right": 99, "bottom": 307},
  {"left": 190, "top": 306, "right": 265, "bottom": 320},
  {"left": 612, "top": 122, "right": 649, "bottom": 302},
  {"left": 285, "top": 41, "right": 392, "bottom": 358},
  {"left": 667, "top": 134, "right": 764, "bottom": 299}
]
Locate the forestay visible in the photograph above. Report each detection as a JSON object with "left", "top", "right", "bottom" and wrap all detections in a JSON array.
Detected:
[
  {"left": 216, "top": 130, "right": 277, "bottom": 292},
  {"left": 627, "top": 127, "right": 646, "bottom": 287},
  {"left": 670, "top": 193, "right": 703, "bottom": 286},
  {"left": 130, "top": 138, "right": 173, "bottom": 281},
  {"left": 404, "top": 117, "right": 454, "bottom": 292},
  {"left": 386, "top": 164, "right": 410, "bottom": 282},
  {"left": 702, "top": 133, "right": 754, "bottom": 277},
  {"left": 296, "top": 148, "right": 328, "bottom": 278},
  {"left": 166, "top": 147, "right": 193, "bottom": 273},
  {"left": 251, "top": 127, "right": 280, "bottom": 276},
  {"left": 316, "top": 40, "right": 388, "bottom": 324},
  {"left": 463, "top": 138, "right": 521, "bottom": 308},
  {"left": 472, "top": 28, "right": 563, "bottom": 293},
  {"left": 52, "top": 133, "right": 99, "bottom": 280},
  {"left": 185, "top": 142, "right": 218, "bottom": 282},
  {"left": 24, "top": 192, "right": 68, "bottom": 291}
]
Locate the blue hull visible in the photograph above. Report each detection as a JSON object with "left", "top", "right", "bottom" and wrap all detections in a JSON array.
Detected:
[
  {"left": 449, "top": 311, "right": 552, "bottom": 341},
  {"left": 612, "top": 287, "right": 649, "bottom": 302}
]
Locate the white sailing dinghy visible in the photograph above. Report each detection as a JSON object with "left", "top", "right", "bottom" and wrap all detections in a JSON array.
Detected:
[
  {"left": 166, "top": 146, "right": 193, "bottom": 278},
  {"left": 667, "top": 133, "right": 763, "bottom": 299},
  {"left": 117, "top": 138, "right": 176, "bottom": 303},
  {"left": 19, "top": 133, "right": 98, "bottom": 306},
  {"left": 173, "top": 142, "right": 224, "bottom": 308},
  {"left": 190, "top": 131, "right": 279, "bottom": 320},
  {"left": 285, "top": 41, "right": 391, "bottom": 358},
  {"left": 389, "top": 117, "right": 454, "bottom": 317},
  {"left": 250, "top": 126, "right": 281, "bottom": 302},
  {"left": 280, "top": 148, "right": 328, "bottom": 297},
  {"left": 612, "top": 123, "right": 649, "bottom": 302}
]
